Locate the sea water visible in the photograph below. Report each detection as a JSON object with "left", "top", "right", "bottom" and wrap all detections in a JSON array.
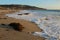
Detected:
[{"left": 6, "top": 10, "right": 60, "bottom": 40}]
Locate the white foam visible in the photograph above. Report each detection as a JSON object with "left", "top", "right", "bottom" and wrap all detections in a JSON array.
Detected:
[{"left": 5, "top": 10, "right": 60, "bottom": 40}]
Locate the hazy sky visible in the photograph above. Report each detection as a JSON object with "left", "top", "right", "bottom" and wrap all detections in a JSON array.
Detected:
[{"left": 0, "top": 0, "right": 60, "bottom": 9}]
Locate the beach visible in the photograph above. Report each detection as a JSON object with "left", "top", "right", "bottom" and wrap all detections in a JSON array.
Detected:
[
  {"left": 0, "top": 10, "right": 45, "bottom": 40},
  {"left": 0, "top": 0, "right": 59, "bottom": 40},
  {"left": 1, "top": 9, "right": 60, "bottom": 40}
]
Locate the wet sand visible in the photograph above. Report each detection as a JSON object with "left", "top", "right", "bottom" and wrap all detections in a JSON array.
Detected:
[{"left": 0, "top": 10, "right": 45, "bottom": 40}]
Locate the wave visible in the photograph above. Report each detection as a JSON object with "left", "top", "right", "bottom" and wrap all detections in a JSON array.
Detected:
[{"left": 6, "top": 10, "right": 60, "bottom": 40}]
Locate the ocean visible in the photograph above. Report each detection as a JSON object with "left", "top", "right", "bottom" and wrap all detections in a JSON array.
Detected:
[
  {"left": 6, "top": 10, "right": 60, "bottom": 40},
  {"left": 29, "top": 10, "right": 60, "bottom": 16}
]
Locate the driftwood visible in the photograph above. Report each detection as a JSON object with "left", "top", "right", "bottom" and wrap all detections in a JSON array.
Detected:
[{"left": 24, "top": 13, "right": 29, "bottom": 15}]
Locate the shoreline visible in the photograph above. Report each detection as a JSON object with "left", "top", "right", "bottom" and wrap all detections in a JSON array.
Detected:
[{"left": 0, "top": 12, "right": 45, "bottom": 40}]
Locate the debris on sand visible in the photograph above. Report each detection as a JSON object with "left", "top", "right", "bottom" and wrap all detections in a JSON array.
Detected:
[
  {"left": 8, "top": 23, "right": 24, "bottom": 31},
  {"left": 23, "top": 13, "right": 29, "bottom": 15}
]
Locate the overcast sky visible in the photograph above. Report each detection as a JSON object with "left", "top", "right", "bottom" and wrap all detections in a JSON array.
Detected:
[{"left": 0, "top": 0, "right": 60, "bottom": 9}]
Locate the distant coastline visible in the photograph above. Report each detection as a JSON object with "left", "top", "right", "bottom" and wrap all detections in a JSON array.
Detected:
[{"left": 0, "top": 5, "right": 46, "bottom": 10}]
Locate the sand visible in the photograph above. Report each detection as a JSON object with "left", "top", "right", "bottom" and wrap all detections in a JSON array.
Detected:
[{"left": 0, "top": 10, "right": 45, "bottom": 40}]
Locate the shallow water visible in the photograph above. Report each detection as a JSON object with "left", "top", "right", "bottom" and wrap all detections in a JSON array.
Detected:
[{"left": 6, "top": 10, "right": 60, "bottom": 40}]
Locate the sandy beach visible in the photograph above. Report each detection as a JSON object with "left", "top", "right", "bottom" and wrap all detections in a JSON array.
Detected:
[{"left": 0, "top": 10, "right": 45, "bottom": 40}]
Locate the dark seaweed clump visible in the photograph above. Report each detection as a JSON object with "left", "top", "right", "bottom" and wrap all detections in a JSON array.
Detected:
[{"left": 8, "top": 23, "right": 24, "bottom": 31}]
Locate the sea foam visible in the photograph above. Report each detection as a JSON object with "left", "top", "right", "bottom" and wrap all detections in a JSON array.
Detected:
[{"left": 6, "top": 10, "right": 60, "bottom": 40}]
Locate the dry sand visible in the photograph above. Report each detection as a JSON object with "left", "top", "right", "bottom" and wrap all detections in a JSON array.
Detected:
[{"left": 0, "top": 10, "right": 45, "bottom": 40}]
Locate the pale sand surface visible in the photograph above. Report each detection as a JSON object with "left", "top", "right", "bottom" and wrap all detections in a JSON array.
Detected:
[{"left": 0, "top": 10, "right": 45, "bottom": 40}]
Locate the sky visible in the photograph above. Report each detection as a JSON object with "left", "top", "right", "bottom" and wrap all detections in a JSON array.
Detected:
[{"left": 0, "top": 0, "right": 60, "bottom": 9}]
